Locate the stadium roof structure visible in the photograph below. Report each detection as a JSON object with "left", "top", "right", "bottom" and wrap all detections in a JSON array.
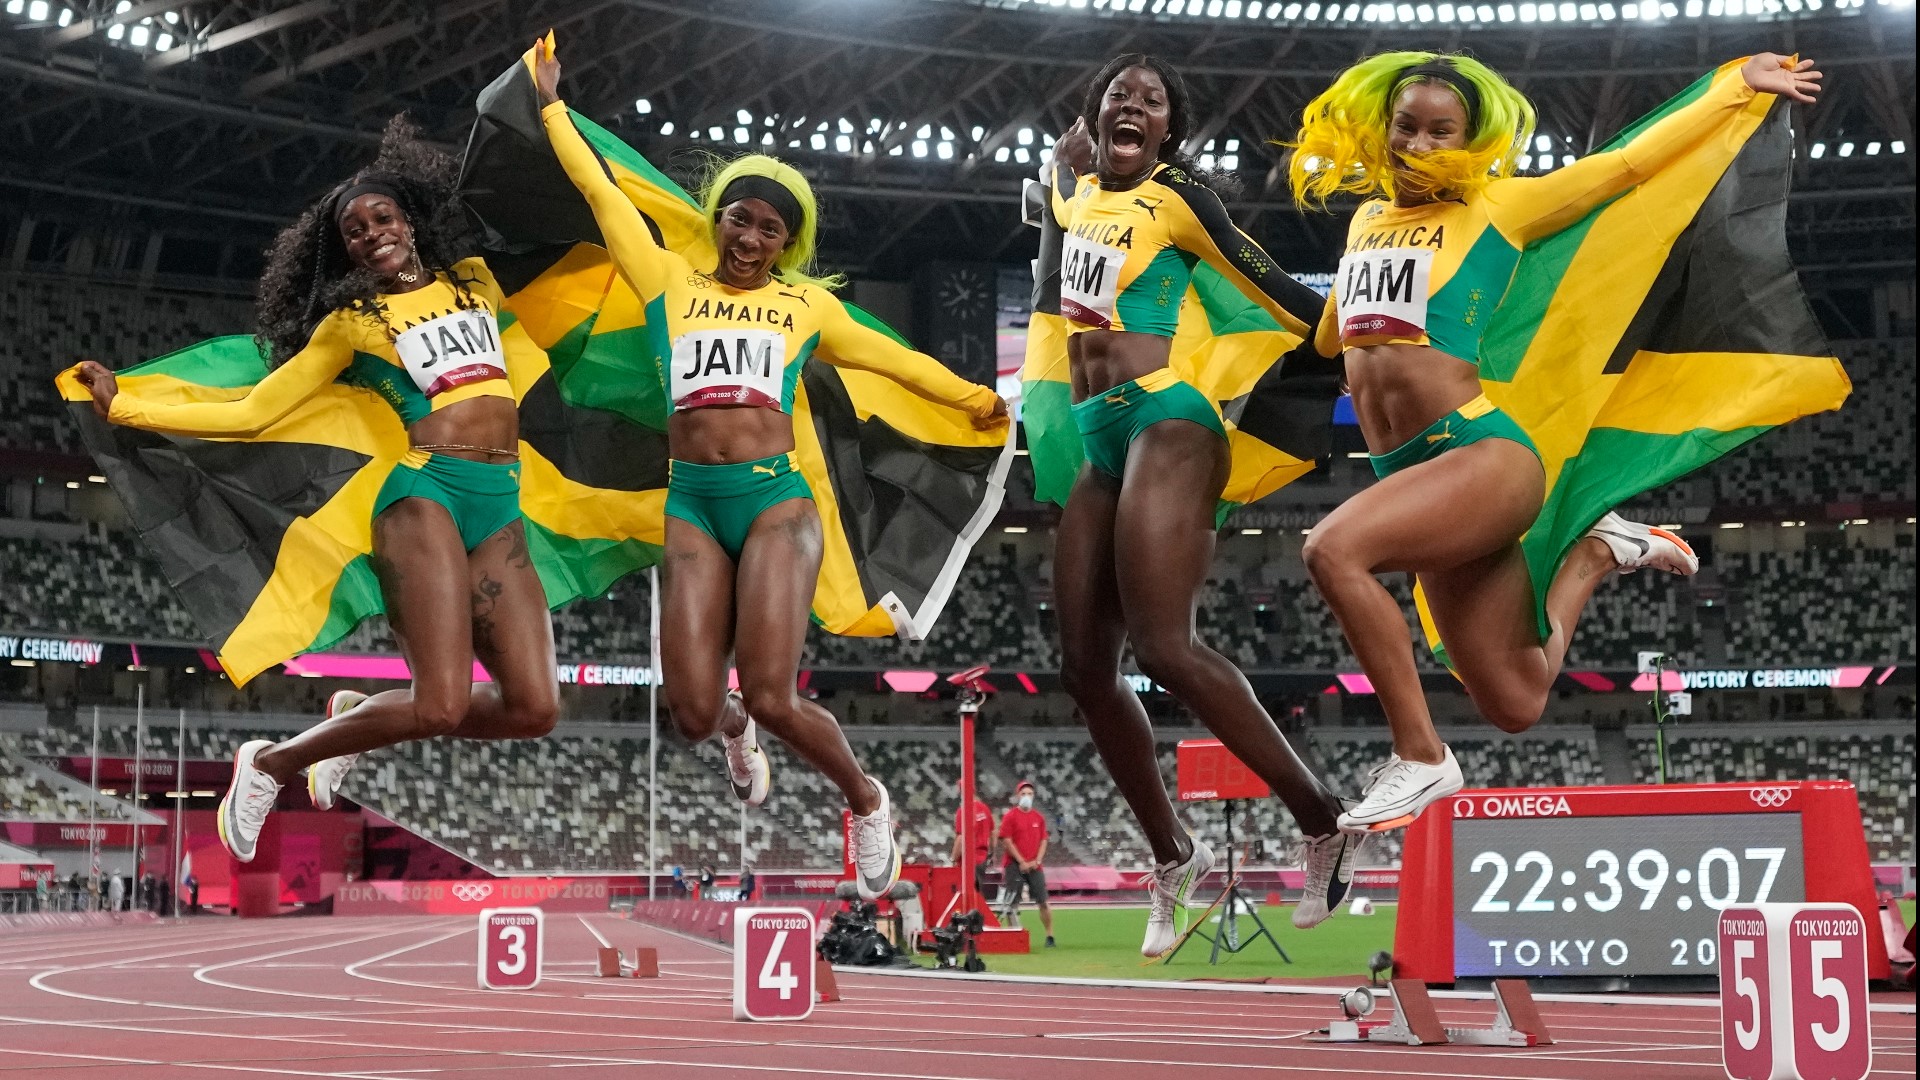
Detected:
[{"left": 3, "top": 0, "right": 1912, "bottom": 282}]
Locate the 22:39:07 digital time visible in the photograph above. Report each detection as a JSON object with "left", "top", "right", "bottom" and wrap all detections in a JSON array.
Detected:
[{"left": 1467, "top": 845, "right": 1788, "bottom": 915}]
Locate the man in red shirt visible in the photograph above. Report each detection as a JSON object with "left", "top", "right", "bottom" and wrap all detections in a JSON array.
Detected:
[
  {"left": 997, "top": 780, "right": 1055, "bottom": 947},
  {"left": 949, "top": 793, "right": 997, "bottom": 904}
]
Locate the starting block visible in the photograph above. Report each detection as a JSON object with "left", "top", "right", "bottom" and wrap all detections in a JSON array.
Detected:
[
  {"left": 1720, "top": 903, "right": 1872, "bottom": 1080},
  {"left": 732, "top": 907, "right": 817, "bottom": 1021},
  {"left": 596, "top": 947, "right": 621, "bottom": 977},
  {"left": 631, "top": 946, "right": 659, "bottom": 978},
  {"left": 814, "top": 956, "right": 840, "bottom": 1002},
  {"left": 1325, "top": 978, "right": 1551, "bottom": 1047},
  {"left": 476, "top": 907, "right": 543, "bottom": 990}
]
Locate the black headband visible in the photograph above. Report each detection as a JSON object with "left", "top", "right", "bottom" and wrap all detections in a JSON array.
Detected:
[
  {"left": 715, "top": 175, "right": 804, "bottom": 235},
  {"left": 332, "top": 181, "right": 403, "bottom": 221},
  {"left": 1397, "top": 62, "right": 1481, "bottom": 126}
]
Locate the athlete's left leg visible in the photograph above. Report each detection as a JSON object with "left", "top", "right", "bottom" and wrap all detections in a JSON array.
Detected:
[
  {"left": 453, "top": 519, "right": 561, "bottom": 740},
  {"left": 1114, "top": 420, "right": 1343, "bottom": 837},
  {"left": 731, "top": 497, "right": 879, "bottom": 816}
]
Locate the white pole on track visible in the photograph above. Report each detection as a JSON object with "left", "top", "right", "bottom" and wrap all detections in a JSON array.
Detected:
[
  {"left": 172, "top": 708, "right": 185, "bottom": 918},
  {"left": 130, "top": 682, "right": 144, "bottom": 906},
  {"left": 87, "top": 705, "right": 100, "bottom": 911},
  {"left": 647, "top": 565, "right": 660, "bottom": 902}
]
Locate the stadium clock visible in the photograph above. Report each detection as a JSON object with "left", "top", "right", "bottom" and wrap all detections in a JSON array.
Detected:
[
  {"left": 1451, "top": 812, "right": 1803, "bottom": 976},
  {"left": 1392, "top": 781, "right": 1889, "bottom": 985}
]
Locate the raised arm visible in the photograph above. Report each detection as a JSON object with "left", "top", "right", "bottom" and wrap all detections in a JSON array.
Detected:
[
  {"left": 93, "top": 317, "right": 354, "bottom": 439},
  {"left": 1159, "top": 168, "right": 1327, "bottom": 339},
  {"left": 1484, "top": 54, "right": 1814, "bottom": 245},
  {"left": 533, "top": 39, "right": 678, "bottom": 301},
  {"left": 816, "top": 296, "right": 1006, "bottom": 427}
]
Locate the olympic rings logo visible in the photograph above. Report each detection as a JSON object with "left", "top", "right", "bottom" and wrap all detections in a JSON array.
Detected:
[
  {"left": 451, "top": 883, "right": 494, "bottom": 902},
  {"left": 1749, "top": 787, "right": 1793, "bottom": 809}
]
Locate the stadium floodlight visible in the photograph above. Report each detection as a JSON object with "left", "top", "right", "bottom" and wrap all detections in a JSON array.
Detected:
[
  {"left": 996, "top": 147, "right": 1012, "bottom": 162},
  {"left": 27, "top": 0, "right": 46, "bottom": 21},
  {"left": 836, "top": 134, "right": 853, "bottom": 152},
  {"left": 660, "top": 121, "right": 675, "bottom": 136},
  {"left": 154, "top": 33, "right": 171, "bottom": 49},
  {"left": 1417, "top": 3, "right": 1434, "bottom": 18},
  {"left": 1439, "top": 2, "right": 1455, "bottom": 18},
  {"left": 937, "top": 141, "right": 955, "bottom": 160},
  {"left": 129, "top": 24, "right": 148, "bottom": 46},
  {"left": 708, "top": 126, "right": 724, "bottom": 140},
  {"left": 811, "top": 133, "right": 827, "bottom": 151},
  {"left": 1018, "top": 127, "right": 1034, "bottom": 145},
  {"left": 912, "top": 139, "right": 929, "bottom": 158},
  {"left": 4, "top": 2, "right": 22, "bottom": 17},
  {"left": 734, "top": 127, "right": 749, "bottom": 144},
  {"left": 1838, "top": 142, "right": 1854, "bottom": 157},
  {"left": 1585, "top": 2, "right": 1602, "bottom": 16},
  {"left": 1519, "top": 153, "right": 1533, "bottom": 169},
  {"left": 1015, "top": 147, "right": 1031, "bottom": 163},
  {"left": 1398, "top": 2, "right": 1414, "bottom": 16},
  {"left": 1866, "top": 142, "right": 1882, "bottom": 155},
  {"left": 736, "top": 109, "right": 752, "bottom": 125},
  {"left": 1286, "top": 2, "right": 1303, "bottom": 14},
  {"left": 1561, "top": 153, "right": 1575, "bottom": 167},
  {"left": 1535, "top": 134, "right": 1552, "bottom": 152},
  {"left": 1809, "top": 141, "right": 1825, "bottom": 158},
  {"left": 1518, "top": 2, "right": 1536, "bottom": 19},
  {"left": 1894, "top": 141, "right": 1907, "bottom": 154},
  {"left": 635, "top": 98, "right": 652, "bottom": 115},
  {"left": 1220, "top": 153, "right": 1239, "bottom": 169},
  {"left": 971, "top": 125, "right": 985, "bottom": 141}
]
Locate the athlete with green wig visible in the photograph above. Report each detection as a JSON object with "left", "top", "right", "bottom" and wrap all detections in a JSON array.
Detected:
[
  {"left": 534, "top": 39, "right": 1006, "bottom": 901},
  {"left": 1288, "top": 51, "right": 1822, "bottom": 833}
]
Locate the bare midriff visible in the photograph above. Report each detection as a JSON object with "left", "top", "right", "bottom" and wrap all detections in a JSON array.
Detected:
[
  {"left": 1067, "top": 329, "right": 1175, "bottom": 402},
  {"left": 1344, "top": 341, "right": 1485, "bottom": 455}
]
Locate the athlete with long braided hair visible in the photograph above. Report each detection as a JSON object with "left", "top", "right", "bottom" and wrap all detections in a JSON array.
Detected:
[{"left": 73, "top": 117, "right": 560, "bottom": 862}]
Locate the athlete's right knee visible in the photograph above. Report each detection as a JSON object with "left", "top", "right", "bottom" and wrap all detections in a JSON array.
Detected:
[
  {"left": 666, "top": 689, "right": 724, "bottom": 741},
  {"left": 1471, "top": 684, "right": 1547, "bottom": 735},
  {"left": 409, "top": 696, "right": 468, "bottom": 739},
  {"left": 1300, "top": 529, "right": 1355, "bottom": 585},
  {"left": 1059, "top": 654, "right": 1124, "bottom": 704}
]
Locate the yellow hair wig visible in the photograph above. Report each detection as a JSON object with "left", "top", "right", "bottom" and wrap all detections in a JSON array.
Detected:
[
  {"left": 1285, "top": 51, "right": 1536, "bottom": 207},
  {"left": 698, "top": 153, "right": 845, "bottom": 291}
]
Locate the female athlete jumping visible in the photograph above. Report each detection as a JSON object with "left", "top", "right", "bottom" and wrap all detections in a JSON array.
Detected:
[
  {"left": 75, "top": 118, "right": 560, "bottom": 861},
  {"left": 1288, "top": 51, "right": 1822, "bottom": 833},
  {"left": 534, "top": 39, "right": 1005, "bottom": 900}
]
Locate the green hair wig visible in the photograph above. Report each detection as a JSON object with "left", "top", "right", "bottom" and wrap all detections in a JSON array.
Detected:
[
  {"left": 697, "top": 152, "right": 845, "bottom": 291},
  {"left": 1285, "top": 51, "right": 1536, "bottom": 207}
]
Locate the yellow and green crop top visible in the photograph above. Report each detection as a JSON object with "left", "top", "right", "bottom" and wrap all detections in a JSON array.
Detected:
[
  {"left": 108, "top": 261, "right": 522, "bottom": 437},
  {"left": 1050, "top": 161, "right": 1323, "bottom": 340},
  {"left": 541, "top": 100, "right": 999, "bottom": 421},
  {"left": 1318, "top": 68, "right": 1761, "bottom": 365}
]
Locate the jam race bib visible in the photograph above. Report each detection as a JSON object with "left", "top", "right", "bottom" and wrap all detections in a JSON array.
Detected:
[
  {"left": 1059, "top": 233, "right": 1126, "bottom": 329},
  {"left": 671, "top": 329, "right": 787, "bottom": 410},
  {"left": 1336, "top": 246, "right": 1433, "bottom": 343},
  {"left": 392, "top": 307, "right": 507, "bottom": 397}
]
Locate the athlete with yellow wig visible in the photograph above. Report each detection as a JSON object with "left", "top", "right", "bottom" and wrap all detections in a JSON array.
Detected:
[
  {"left": 533, "top": 40, "right": 1005, "bottom": 901},
  {"left": 1289, "top": 51, "right": 1822, "bottom": 832}
]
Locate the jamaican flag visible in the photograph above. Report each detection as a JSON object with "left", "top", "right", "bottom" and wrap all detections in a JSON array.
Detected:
[
  {"left": 461, "top": 39, "right": 1013, "bottom": 639},
  {"left": 1019, "top": 163, "right": 1340, "bottom": 515},
  {"left": 1415, "top": 61, "right": 1851, "bottom": 661},
  {"left": 54, "top": 273, "right": 663, "bottom": 686}
]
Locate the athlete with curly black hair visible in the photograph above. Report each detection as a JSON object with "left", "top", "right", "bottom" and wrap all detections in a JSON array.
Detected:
[{"left": 73, "top": 116, "right": 560, "bottom": 863}]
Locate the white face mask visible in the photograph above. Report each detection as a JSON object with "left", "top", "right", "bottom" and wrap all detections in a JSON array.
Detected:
[{"left": 1018, "top": 795, "right": 1034, "bottom": 811}]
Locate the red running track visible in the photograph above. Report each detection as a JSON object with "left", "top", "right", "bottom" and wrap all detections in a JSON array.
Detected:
[{"left": 0, "top": 914, "right": 1912, "bottom": 1079}]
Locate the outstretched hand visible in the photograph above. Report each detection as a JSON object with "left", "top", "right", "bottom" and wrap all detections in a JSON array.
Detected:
[
  {"left": 73, "top": 361, "right": 119, "bottom": 420},
  {"left": 533, "top": 34, "right": 562, "bottom": 107},
  {"left": 1742, "top": 53, "right": 1821, "bottom": 104}
]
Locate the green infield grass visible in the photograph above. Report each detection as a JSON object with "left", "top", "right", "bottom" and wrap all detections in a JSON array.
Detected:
[{"left": 909, "top": 901, "right": 1398, "bottom": 982}]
